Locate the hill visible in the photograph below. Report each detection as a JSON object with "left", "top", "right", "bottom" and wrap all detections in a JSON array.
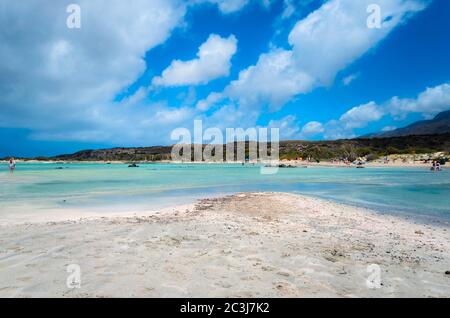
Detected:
[
  {"left": 45, "top": 133, "right": 450, "bottom": 162},
  {"left": 367, "top": 110, "right": 450, "bottom": 138}
]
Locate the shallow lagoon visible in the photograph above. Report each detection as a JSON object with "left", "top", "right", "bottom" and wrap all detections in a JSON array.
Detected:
[{"left": 1, "top": 163, "right": 449, "bottom": 219}]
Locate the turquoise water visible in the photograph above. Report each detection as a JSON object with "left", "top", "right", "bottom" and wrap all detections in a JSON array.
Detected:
[{"left": 0, "top": 163, "right": 449, "bottom": 219}]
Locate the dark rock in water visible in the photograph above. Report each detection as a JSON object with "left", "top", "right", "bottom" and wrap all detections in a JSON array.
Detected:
[
  {"left": 55, "top": 167, "right": 64, "bottom": 170},
  {"left": 128, "top": 163, "right": 139, "bottom": 168},
  {"left": 264, "top": 163, "right": 298, "bottom": 168}
]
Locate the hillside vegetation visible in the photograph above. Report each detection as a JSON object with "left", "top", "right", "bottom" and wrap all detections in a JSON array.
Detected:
[{"left": 37, "top": 133, "right": 450, "bottom": 162}]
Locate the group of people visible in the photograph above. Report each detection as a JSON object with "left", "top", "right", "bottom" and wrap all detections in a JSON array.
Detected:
[{"left": 431, "top": 160, "right": 442, "bottom": 172}]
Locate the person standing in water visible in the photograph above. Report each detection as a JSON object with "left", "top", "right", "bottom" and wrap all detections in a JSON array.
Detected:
[{"left": 9, "top": 157, "right": 16, "bottom": 173}]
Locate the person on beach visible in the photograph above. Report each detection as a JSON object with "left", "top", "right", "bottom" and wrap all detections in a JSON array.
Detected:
[{"left": 9, "top": 157, "right": 16, "bottom": 173}]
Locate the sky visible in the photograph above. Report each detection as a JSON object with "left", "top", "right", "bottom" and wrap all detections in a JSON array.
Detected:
[{"left": 0, "top": 0, "right": 449, "bottom": 157}]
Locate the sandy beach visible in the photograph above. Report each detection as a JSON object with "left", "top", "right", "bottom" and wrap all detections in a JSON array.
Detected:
[{"left": 0, "top": 192, "right": 449, "bottom": 298}]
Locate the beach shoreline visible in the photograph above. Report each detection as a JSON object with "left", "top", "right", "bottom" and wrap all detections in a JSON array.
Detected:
[
  {"left": 1, "top": 192, "right": 449, "bottom": 297},
  {"left": 1, "top": 159, "right": 445, "bottom": 169}
]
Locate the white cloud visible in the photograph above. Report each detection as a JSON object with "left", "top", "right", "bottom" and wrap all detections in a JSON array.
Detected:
[
  {"left": 382, "top": 126, "right": 397, "bottom": 132},
  {"left": 196, "top": 92, "right": 224, "bottom": 111},
  {"left": 29, "top": 102, "right": 196, "bottom": 145},
  {"left": 323, "top": 120, "right": 356, "bottom": 140},
  {"left": 339, "top": 102, "right": 384, "bottom": 129},
  {"left": 192, "top": 0, "right": 273, "bottom": 14},
  {"left": 0, "top": 1, "right": 262, "bottom": 146},
  {"left": 281, "top": 0, "right": 296, "bottom": 19},
  {"left": 153, "top": 107, "right": 195, "bottom": 125},
  {"left": 217, "top": 0, "right": 426, "bottom": 111},
  {"left": 207, "top": 0, "right": 249, "bottom": 13},
  {"left": 342, "top": 73, "right": 360, "bottom": 86},
  {"left": 287, "top": 0, "right": 425, "bottom": 85},
  {"left": 268, "top": 115, "right": 301, "bottom": 139},
  {"left": 300, "top": 121, "right": 324, "bottom": 137},
  {"left": 266, "top": 117, "right": 326, "bottom": 140},
  {"left": 152, "top": 34, "right": 237, "bottom": 87},
  {"left": 201, "top": 104, "right": 260, "bottom": 131},
  {"left": 0, "top": 0, "right": 186, "bottom": 144},
  {"left": 387, "top": 83, "right": 450, "bottom": 119},
  {"left": 225, "top": 49, "right": 314, "bottom": 109},
  {"left": 0, "top": 1, "right": 262, "bottom": 147},
  {"left": 312, "top": 82, "right": 450, "bottom": 140}
]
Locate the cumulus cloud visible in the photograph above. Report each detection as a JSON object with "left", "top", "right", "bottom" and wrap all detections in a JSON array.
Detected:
[
  {"left": 196, "top": 92, "right": 224, "bottom": 111},
  {"left": 323, "top": 120, "right": 357, "bottom": 140},
  {"left": 287, "top": 0, "right": 425, "bottom": 85},
  {"left": 265, "top": 117, "right": 326, "bottom": 140},
  {"left": 386, "top": 83, "right": 450, "bottom": 119},
  {"left": 225, "top": 49, "right": 314, "bottom": 109},
  {"left": 311, "top": 82, "right": 450, "bottom": 140},
  {"left": 339, "top": 102, "right": 384, "bottom": 129},
  {"left": 0, "top": 0, "right": 186, "bottom": 144},
  {"left": 217, "top": 0, "right": 426, "bottom": 111},
  {"left": 300, "top": 121, "right": 324, "bottom": 137},
  {"left": 268, "top": 115, "right": 301, "bottom": 139},
  {"left": 152, "top": 34, "right": 237, "bottom": 87}
]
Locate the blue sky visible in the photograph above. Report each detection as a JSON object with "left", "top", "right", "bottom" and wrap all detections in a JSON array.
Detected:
[{"left": 0, "top": 0, "right": 449, "bottom": 157}]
